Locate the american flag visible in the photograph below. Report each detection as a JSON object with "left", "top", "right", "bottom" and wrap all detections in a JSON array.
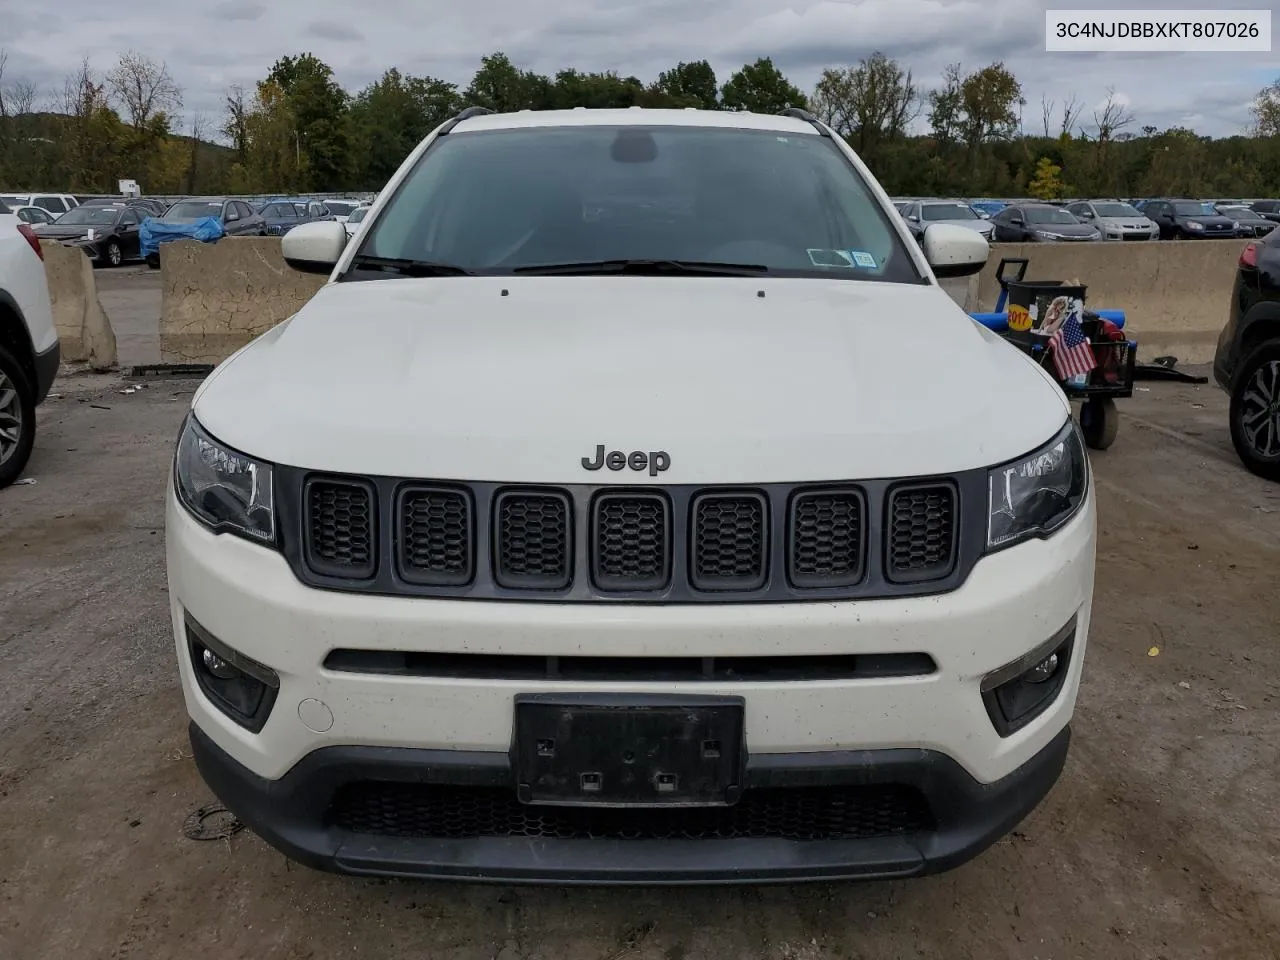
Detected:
[{"left": 1049, "top": 303, "right": 1096, "bottom": 381}]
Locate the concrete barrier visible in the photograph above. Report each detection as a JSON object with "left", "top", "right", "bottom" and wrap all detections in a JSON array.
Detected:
[
  {"left": 159, "top": 237, "right": 326, "bottom": 364},
  {"left": 976, "top": 240, "right": 1243, "bottom": 363},
  {"left": 42, "top": 243, "right": 117, "bottom": 371}
]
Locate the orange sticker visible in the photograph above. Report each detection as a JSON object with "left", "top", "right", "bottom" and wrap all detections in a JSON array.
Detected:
[{"left": 1008, "top": 304, "right": 1032, "bottom": 332}]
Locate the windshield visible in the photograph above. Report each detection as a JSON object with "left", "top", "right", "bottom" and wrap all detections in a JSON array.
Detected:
[
  {"left": 326, "top": 201, "right": 357, "bottom": 215},
  {"left": 55, "top": 206, "right": 122, "bottom": 225},
  {"left": 355, "top": 124, "right": 920, "bottom": 282},
  {"left": 1092, "top": 202, "right": 1141, "bottom": 217},
  {"left": 165, "top": 201, "right": 222, "bottom": 220},
  {"left": 261, "top": 203, "right": 296, "bottom": 218},
  {"left": 349, "top": 207, "right": 369, "bottom": 223},
  {"left": 921, "top": 203, "right": 978, "bottom": 221},
  {"left": 0, "top": 195, "right": 26, "bottom": 208},
  {"left": 1025, "top": 207, "right": 1079, "bottom": 225},
  {"left": 1173, "top": 201, "right": 1215, "bottom": 216}
]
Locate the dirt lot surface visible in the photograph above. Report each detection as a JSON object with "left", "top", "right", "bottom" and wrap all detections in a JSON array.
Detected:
[{"left": 1, "top": 367, "right": 1278, "bottom": 960}]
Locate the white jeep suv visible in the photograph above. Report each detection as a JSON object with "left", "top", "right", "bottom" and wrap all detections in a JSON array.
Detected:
[
  {"left": 0, "top": 200, "right": 60, "bottom": 487},
  {"left": 166, "top": 107, "right": 1095, "bottom": 884}
]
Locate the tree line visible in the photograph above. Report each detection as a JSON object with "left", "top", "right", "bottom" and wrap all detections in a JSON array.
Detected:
[{"left": 2, "top": 47, "right": 1280, "bottom": 200}]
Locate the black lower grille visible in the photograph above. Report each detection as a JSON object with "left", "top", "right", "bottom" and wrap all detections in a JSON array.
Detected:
[
  {"left": 328, "top": 782, "right": 934, "bottom": 842},
  {"left": 399, "top": 486, "right": 473, "bottom": 586},
  {"left": 592, "top": 493, "right": 670, "bottom": 590},
  {"left": 493, "top": 490, "right": 571, "bottom": 589},
  {"left": 886, "top": 484, "right": 956, "bottom": 583},
  {"left": 789, "top": 489, "right": 864, "bottom": 587},
  {"left": 305, "top": 479, "right": 375, "bottom": 578},
  {"left": 691, "top": 492, "right": 768, "bottom": 591}
]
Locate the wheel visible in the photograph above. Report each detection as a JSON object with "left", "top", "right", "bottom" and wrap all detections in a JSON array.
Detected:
[
  {"left": 1228, "top": 341, "right": 1280, "bottom": 482},
  {"left": 1080, "top": 397, "right": 1119, "bottom": 450},
  {"left": 146, "top": 254, "right": 160, "bottom": 270},
  {"left": 0, "top": 345, "right": 36, "bottom": 489},
  {"left": 104, "top": 240, "right": 123, "bottom": 267}
]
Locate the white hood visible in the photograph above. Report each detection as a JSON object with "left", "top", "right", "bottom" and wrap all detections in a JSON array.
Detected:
[{"left": 194, "top": 276, "right": 1068, "bottom": 484}]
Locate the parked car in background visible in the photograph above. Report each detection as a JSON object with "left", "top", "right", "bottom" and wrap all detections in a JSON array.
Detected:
[
  {"left": 1143, "top": 199, "right": 1239, "bottom": 240},
  {"left": 899, "top": 200, "right": 994, "bottom": 241},
  {"left": 0, "top": 199, "right": 60, "bottom": 487},
  {"left": 1214, "top": 227, "right": 1280, "bottom": 481},
  {"left": 989, "top": 204, "right": 1101, "bottom": 242},
  {"left": 33, "top": 202, "right": 145, "bottom": 267},
  {"left": 322, "top": 200, "right": 360, "bottom": 222},
  {"left": 80, "top": 196, "right": 168, "bottom": 218},
  {"left": 968, "top": 199, "right": 1007, "bottom": 217},
  {"left": 144, "top": 197, "right": 267, "bottom": 267},
  {"left": 343, "top": 204, "right": 371, "bottom": 240},
  {"left": 1248, "top": 200, "right": 1280, "bottom": 224},
  {"left": 10, "top": 206, "right": 57, "bottom": 226},
  {"left": 0, "top": 193, "right": 80, "bottom": 217},
  {"left": 1220, "top": 207, "right": 1278, "bottom": 239},
  {"left": 1065, "top": 200, "right": 1159, "bottom": 241},
  {"left": 257, "top": 201, "right": 309, "bottom": 236}
]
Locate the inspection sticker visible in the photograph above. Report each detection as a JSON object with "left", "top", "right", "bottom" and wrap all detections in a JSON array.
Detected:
[{"left": 847, "top": 250, "right": 877, "bottom": 268}]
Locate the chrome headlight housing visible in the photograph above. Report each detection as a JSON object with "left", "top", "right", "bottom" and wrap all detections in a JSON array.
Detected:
[
  {"left": 988, "top": 420, "right": 1088, "bottom": 551},
  {"left": 174, "top": 415, "right": 275, "bottom": 543},
  {"left": 1186, "top": 221, "right": 1204, "bottom": 231}
]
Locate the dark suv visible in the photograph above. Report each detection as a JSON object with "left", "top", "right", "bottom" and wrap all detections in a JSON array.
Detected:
[
  {"left": 1250, "top": 200, "right": 1280, "bottom": 224},
  {"left": 1144, "top": 198, "right": 1239, "bottom": 240},
  {"left": 1214, "top": 228, "right": 1280, "bottom": 480}
]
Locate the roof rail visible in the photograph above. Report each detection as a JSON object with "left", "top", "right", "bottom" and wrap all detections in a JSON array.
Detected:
[
  {"left": 438, "top": 105, "right": 495, "bottom": 136},
  {"left": 778, "top": 106, "right": 829, "bottom": 136}
]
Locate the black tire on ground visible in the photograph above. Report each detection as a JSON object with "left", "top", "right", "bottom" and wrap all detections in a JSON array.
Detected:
[
  {"left": 0, "top": 344, "right": 37, "bottom": 489},
  {"left": 104, "top": 240, "right": 123, "bottom": 267},
  {"left": 1080, "top": 397, "right": 1119, "bottom": 450},
  {"left": 1228, "top": 340, "right": 1280, "bottom": 483},
  {"left": 146, "top": 255, "right": 160, "bottom": 270}
]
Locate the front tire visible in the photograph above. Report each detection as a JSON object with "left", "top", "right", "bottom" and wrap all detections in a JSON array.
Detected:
[
  {"left": 104, "top": 240, "right": 123, "bottom": 267},
  {"left": 1229, "top": 342, "right": 1280, "bottom": 482},
  {"left": 0, "top": 345, "right": 36, "bottom": 489}
]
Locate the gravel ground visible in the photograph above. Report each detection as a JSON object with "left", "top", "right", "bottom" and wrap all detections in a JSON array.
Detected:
[{"left": 1, "top": 367, "right": 1278, "bottom": 960}]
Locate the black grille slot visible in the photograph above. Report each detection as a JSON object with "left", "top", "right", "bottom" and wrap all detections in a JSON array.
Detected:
[
  {"left": 886, "top": 483, "right": 957, "bottom": 583},
  {"left": 493, "top": 490, "right": 572, "bottom": 590},
  {"left": 691, "top": 492, "right": 768, "bottom": 591},
  {"left": 788, "top": 488, "right": 865, "bottom": 588},
  {"left": 304, "top": 478, "right": 375, "bottom": 579},
  {"left": 592, "top": 493, "right": 670, "bottom": 591},
  {"left": 398, "top": 486, "right": 473, "bottom": 586},
  {"left": 329, "top": 782, "right": 934, "bottom": 842}
]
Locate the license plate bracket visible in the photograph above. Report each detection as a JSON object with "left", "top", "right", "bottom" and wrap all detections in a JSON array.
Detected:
[{"left": 512, "top": 693, "right": 745, "bottom": 808}]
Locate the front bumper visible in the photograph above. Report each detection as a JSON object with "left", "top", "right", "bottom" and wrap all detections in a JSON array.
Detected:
[
  {"left": 167, "top": 482, "right": 1095, "bottom": 881},
  {"left": 190, "top": 718, "right": 1071, "bottom": 884},
  {"left": 32, "top": 341, "right": 60, "bottom": 404}
]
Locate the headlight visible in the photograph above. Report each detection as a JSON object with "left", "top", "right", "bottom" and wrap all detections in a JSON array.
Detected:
[
  {"left": 1232, "top": 221, "right": 1242, "bottom": 231},
  {"left": 174, "top": 415, "right": 275, "bottom": 542},
  {"left": 988, "top": 421, "right": 1088, "bottom": 551},
  {"left": 1035, "top": 230, "right": 1058, "bottom": 241},
  {"left": 1086, "top": 229, "right": 1100, "bottom": 240},
  {"left": 1187, "top": 221, "right": 1204, "bottom": 231}
]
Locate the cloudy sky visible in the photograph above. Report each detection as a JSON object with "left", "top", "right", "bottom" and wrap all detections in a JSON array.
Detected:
[{"left": 4, "top": 0, "right": 1277, "bottom": 139}]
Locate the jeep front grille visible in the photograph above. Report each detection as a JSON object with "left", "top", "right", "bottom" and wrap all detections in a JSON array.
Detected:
[{"left": 285, "top": 472, "right": 977, "bottom": 602}]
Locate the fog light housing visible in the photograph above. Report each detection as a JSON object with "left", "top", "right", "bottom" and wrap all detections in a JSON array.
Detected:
[
  {"left": 185, "top": 614, "right": 279, "bottom": 733},
  {"left": 982, "top": 616, "right": 1076, "bottom": 737}
]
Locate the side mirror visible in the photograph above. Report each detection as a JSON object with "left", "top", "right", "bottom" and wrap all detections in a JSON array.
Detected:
[
  {"left": 282, "top": 220, "right": 347, "bottom": 274},
  {"left": 907, "top": 214, "right": 919, "bottom": 222},
  {"left": 922, "top": 223, "right": 989, "bottom": 279}
]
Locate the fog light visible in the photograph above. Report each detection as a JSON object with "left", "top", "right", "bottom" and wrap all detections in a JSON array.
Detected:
[
  {"left": 186, "top": 614, "right": 279, "bottom": 733},
  {"left": 982, "top": 617, "right": 1076, "bottom": 737},
  {"left": 1025, "top": 653, "right": 1059, "bottom": 684},
  {"left": 201, "top": 648, "right": 238, "bottom": 680}
]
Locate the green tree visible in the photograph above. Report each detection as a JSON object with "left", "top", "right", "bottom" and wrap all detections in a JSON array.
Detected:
[
  {"left": 652, "top": 60, "right": 718, "bottom": 109},
  {"left": 348, "top": 68, "right": 459, "bottom": 188},
  {"left": 265, "top": 53, "right": 349, "bottom": 190},
  {"left": 464, "top": 53, "right": 540, "bottom": 111},
  {"left": 721, "top": 57, "right": 807, "bottom": 114},
  {"left": 811, "top": 52, "right": 917, "bottom": 160},
  {"left": 1252, "top": 77, "right": 1280, "bottom": 137},
  {"left": 1027, "top": 156, "right": 1064, "bottom": 198}
]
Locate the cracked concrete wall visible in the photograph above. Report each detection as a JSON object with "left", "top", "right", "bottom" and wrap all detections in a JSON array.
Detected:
[
  {"left": 975, "top": 240, "right": 1241, "bottom": 363},
  {"left": 43, "top": 243, "right": 117, "bottom": 370},
  {"left": 159, "top": 238, "right": 327, "bottom": 364}
]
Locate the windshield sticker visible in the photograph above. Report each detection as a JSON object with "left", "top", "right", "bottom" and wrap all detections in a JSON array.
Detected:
[
  {"left": 807, "top": 248, "right": 855, "bottom": 267},
  {"left": 846, "top": 250, "right": 878, "bottom": 268}
]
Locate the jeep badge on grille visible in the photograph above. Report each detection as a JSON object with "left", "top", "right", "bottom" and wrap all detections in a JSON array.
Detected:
[{"left": 582, "top": 445, "right": 671, "bottom": 476}]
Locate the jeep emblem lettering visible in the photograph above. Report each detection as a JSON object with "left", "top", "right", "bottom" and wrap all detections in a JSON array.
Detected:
[{"left": 581, "top": 444, "right": 670, "bottom": 477}]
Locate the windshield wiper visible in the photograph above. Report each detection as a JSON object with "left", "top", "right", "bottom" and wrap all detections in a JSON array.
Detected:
[
  {"left": 512, "top": 258, "right": 768, "bottom": 277},
  {"left": 348, "top": 254, "right": 474, "bottom": 277}
]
